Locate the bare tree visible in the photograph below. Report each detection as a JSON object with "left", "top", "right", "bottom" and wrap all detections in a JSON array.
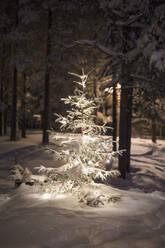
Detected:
[
  {"left": 10, "top": 0, "right": 19, "bottom": 141},
  {"left": 42, "top": 4, "right": 52, "bottom": 144}
]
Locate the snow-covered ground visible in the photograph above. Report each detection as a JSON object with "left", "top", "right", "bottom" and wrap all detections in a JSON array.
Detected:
[{"left": 0, "top": 132, "right": 165, "bottom": 248}]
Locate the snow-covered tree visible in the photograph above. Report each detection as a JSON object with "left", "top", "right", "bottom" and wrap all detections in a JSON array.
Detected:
[
  {"left": 36, "top": 70, "right": 122, "bottom": 206},
  {"left": 56, "top": 69, "right": 105, "bottom": 136},
  {"left": 73, "top": 0, "right": 165, "bottom": 178}
]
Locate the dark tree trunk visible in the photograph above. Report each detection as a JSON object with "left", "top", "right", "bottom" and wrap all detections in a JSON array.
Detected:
[
  {"left": 21, "top": 72, "right": 26, "bottom": 138},
  {"left": 93, "top": 78, "right": 97, "bottom": 97},
  {"left": 112, "top": 83, "right": 117, "bottom": 151},
  {"left": 105, "top": 98, "right": 111, "bottom": 136},
  {"left": 126, "top": 86, "right": 133, "bottom": 173},
  {"left": 10, "top": 67, "right": 18, "bottom": 141},
  {"left": 0, "top": 37, "right": 5, "bottom": 136},
  {"left": 3, "top": 78, "right": 9, "bottom": 135},
  {"left": 3, "top": 26, "right": 9, "bottom": 136},
  {"left": 0, "top": 116, "right": 2, "bottom": 136},
  {"left": 151, "top": 119, "right": 156, "bottom": 143},
  {"left": 42, "top": 7, "right": 52, "bottom": 145},
  {"left": 118, "top": 10, "right": 133, "bottom": 178},
  {"left": 118, "top": 83, "right": 127, "bottom": 178},
  {"left": 0, "top": 82, "right": 3, "bottom": 136},
  {"left": 42, "top": 69, "right": 50, "bottom": 144},
  {"left": 118, "top": 65, "right": 133, "bottom": 178},
  {"left": 3, "top": 104, "right": 8, "bottom": 135},
  {"left": 10, "top": 0, "right": 19, "bottom": 141}
]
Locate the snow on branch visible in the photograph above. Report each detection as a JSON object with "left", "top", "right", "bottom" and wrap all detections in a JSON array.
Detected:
[
  {"left": 36, "top": 70, "right": 122, "bottom": 207},
  {"left": 72, "top": 41, "right": 143, "bottom": 63},
  {"left": 115, "top": 14, "right": 143, "bottom": 27},
  {"left": 64, "top": 40, "right": 124, "bottom": 57}
]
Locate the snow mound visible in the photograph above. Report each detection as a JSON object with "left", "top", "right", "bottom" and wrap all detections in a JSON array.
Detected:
[
  {"left": 1, "top": 183, "right": 165, "bottom": 217},
  {"left": 0, "top": 194, "right": 10, "bottom": 210}
]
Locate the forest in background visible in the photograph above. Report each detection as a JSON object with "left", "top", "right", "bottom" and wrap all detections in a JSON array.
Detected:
[{"left": 0, "top": 0, "right": 165, "bottom": 178}]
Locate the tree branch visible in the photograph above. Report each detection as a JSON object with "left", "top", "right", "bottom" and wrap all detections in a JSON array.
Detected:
[
  {"left": 63, "top": 40, "right": 124, "bottom": 57},
  {"left": 130, "top": 74, "right": 158, "bottom": 84}
]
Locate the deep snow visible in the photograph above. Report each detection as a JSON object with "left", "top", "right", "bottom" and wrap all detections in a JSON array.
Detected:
[{"left": 0, "top": 131, "right": 165, "bottom": 248}]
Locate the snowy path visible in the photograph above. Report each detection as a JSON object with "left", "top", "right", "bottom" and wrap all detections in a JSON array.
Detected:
[{"left": 0, "top": 133, "right": 165, "bottom": 248}]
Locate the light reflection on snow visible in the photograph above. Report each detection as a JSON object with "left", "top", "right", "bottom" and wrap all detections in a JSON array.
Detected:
[
  {"left": 42, "top": 193, "right": 51, "bottom": 199},
  {"left": 42, "top": 193, "right": 66, "bottom": 200},
  {"left": 55, "top": 194, "right": 65, "bottom": 199}
]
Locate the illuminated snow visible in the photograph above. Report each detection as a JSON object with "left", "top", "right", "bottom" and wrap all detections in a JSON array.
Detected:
[
  {"left": 55, "top": 194, "right": 66, "bottom": 199},
  {"left": 0, "top": 135, "right": 165, "bottom": 247},
  {"left": 42, "top": 193, "right": 51, "bottom": 199}
]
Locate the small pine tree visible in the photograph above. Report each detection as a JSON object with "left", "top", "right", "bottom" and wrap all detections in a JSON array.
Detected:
[{"left": 36, "top": 69, "right": 122, "bottom": 206}]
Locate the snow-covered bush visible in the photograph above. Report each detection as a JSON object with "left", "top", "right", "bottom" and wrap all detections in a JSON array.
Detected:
[{"left": 36, "top": 70, "right": 122, "bottom": 206}]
